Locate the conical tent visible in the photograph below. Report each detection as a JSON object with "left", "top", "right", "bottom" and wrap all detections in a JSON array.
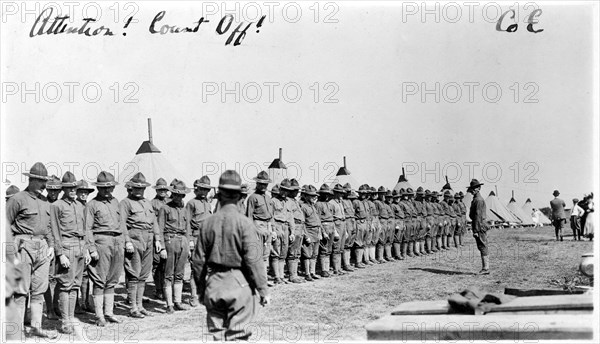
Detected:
[
  {"left": 267, "top": 148, "right": 288, "bottom": 188},
  {"left": 485, "top": 191, "right": 521, "bottom": 223},
  {"left": 462, "top": 191, "right": 502, "bottom": 222},
  {"left": 393, "top": 167, "right": 413, "bottom": 192},
  {"left": 506, "top": 192, "right": 534, "bottom": 226},
  {"left": 522, "top": 199, "right": 551, "bottom": 225},
  {"left": 440, "top": 176, "right": 452, "bottom": 192},
  {"left": 330, "top": 156, "right": 359, "bottom": 189},
  {"left": 115, "top": 119, "right": 189, "bottom": 201}
]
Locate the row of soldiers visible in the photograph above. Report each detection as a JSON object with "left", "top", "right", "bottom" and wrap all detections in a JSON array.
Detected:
[{"left": 5, "top": 161, "right": 469, "bottom": 339}]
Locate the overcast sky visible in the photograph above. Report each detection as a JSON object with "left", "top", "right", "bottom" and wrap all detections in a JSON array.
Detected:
[{"left": 1, "top": 1, "right": 597, "bottom": 209}]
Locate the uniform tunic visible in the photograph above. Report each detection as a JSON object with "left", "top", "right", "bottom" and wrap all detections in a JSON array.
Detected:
[
  {"left": 342, "top": 198, "right": 356, "bottom": 249},
  {"left": 120, "top": 197, "right": 161, "bottom": 283},
  {"left": 367, "top": 199, "right": 380, "bottom": 246},
  {"left": 353, "top": 199, "right": 368, "bottom": 247},
  {"left": 413, "top": 199, "right": 427, "bottom": 239},
  {"left": 51, "top": 197, "right": 88, "bottom": 291},
  {"left": 158, "top": 201, "right": 191, "bottom": 283},
  {"left": 452, "top": 202, "right": 463, "bottom": 235},
  {"left": 382, "top": 201, "right": 395, "bottom": 244},
  {"left": 399, "top": 200, "right": 414, "bottom": 241},
  {"left": 375, "top": 200, "right": 389, "bottom": 245},
  {"left": 84, "top": 196, "right": 127, "bottom": 291},
  {"left": 7, "top": 189, "right": 54, "bottom": 296},
  {"left": 190, "top": 204, "right": 268, "bottom": 341},
  {"left": 424, "top": 201, "right": 436, "bottom": 237},
  {"left": 286, "top": 198, "right": 305, "bottom": 260},
  {"left": 391, "top": 201, "right": 406, "bottom": 243},
  {"left": 272, "top": 196, "right": 293, "bottom": 260},
  {"left": 469, "top": 192, "right": 489, "bottom": 256},
  {"left": 301, "top": 201, "right": 321, "bottom": 259},
  {"left": 443, "top": 200, "right": 457, "bottom": 236},
  {"left": 316, "top": 200, "right": 335, "bottom": 257},
  {"left": 330, "top": 198, "right": 346, "bottom": 254},
  {"left": 246, "top": 192, "right": 274, "bottom": 261}
]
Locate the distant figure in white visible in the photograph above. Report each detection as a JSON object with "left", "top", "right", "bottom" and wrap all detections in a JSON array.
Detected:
[{"left": 532, "top": 208, "right": 543, "bottom": 228}]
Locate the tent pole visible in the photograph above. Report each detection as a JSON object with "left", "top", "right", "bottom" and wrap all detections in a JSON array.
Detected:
[{"left": 148, "top": 118, "right": 153, "bottom": 144}]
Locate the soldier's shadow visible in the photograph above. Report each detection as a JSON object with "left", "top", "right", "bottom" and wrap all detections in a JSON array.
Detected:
[{"left": 408, "top": 267, "right": 474, "bottom": 275}]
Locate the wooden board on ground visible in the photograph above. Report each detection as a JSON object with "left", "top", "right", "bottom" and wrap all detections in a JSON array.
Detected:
[
  {"left": 504, "top": 287, "right": 588, "bottom": 297},
  {"left": 366, "top": 314, "right": 594, "bottom": 341},
  {"left": 390, "top": 294, "right": 593, "bottom": 315}
]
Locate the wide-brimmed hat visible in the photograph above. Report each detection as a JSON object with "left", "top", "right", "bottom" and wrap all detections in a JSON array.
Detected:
[
  {"left": 218, "top": 170, "right": 242, "bottom": 191},
  {"left": 76, "top": 180, "right": 95, "bottom": 193},
  {"left": 22, "top": 162, "right": 50, "bottom": 180},
  {"left": 194, "top": 176, "right": 213, "bottom": 189},
  {"left": 152, "top": 178, "right": 169, "bottom": 190},
  {"left": 348, "top": 190, "right": 358, "bottom": 199},
  {"left": 432, "top": 191, "right": 440, "bottom": 198},
  {"left": 343, "top": 183, "right": 352, "bottom": 193},
  {"left": 377, "top": 186, "right": 387, "bottom": 194},
  {"left": 467, "top": 179, "right": 484, "bottom": 190},
  {"left": 280, "top": 178, "right": 293, "bottom": 191},
  {"left": 92, "top": 171, "right": 119, "bottom": 187},
  {"left": 416, "top": 187, "right": 424, "bottom": 195},
  {"left": 128, "top": 172, "right": 151, "bottom": 188},
  {"left": 253, "top": 171, "right": 272, "bottom": 184},
  {"left": 370, "top": 186, "right": 377, "bottom": 194},
  {"left": 454, "top": 192, "right": 461, "bottom": 199},
  {"left": 392, "top": 190, "right": 401, "bottom": 198},
  {"left": 332, "top": 183, "right": 345, "bottom": 194},
  {"left": 318, "top": 184, "right": 333, "bottom": 194},
  {"left": 301, "top": 184, "right": 318, "bottom": 196},
  {"left": 46, "top": 175, "right": 62, "bottom": 190},
  {"left": 6, "top": 185, "right": 20, "bottom": 198},
  {"left": 405, "top": 188, "right": 414, "bottom": 196},
  {"left": 60, "top": 172, "right": 78, "bottom": 188},
  {"left": 289, "top": 179, "right": 301, "bottom": 190},
  {"left": 443, "top": 190, "right": 453, "bottom": 197},
  {"left": 358, "top": 184, "right": 369, "bottom": 194},
  {"left": 271, "top": 184, "right": 280, "bottom": 195},
  {"left": 385, "top": 190, "right": 393, "bottom": 198},
  {"left": 170, "top": 180, "right": 192, "bottom": 194},
  {"left": 553, "top": 190, "right": 560, "bottom": 197},
  {"left": 241, "top": 183, "right": 249, "bottom": 194}
]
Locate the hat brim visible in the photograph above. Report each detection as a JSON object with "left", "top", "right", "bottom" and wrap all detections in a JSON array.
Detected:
[
  {"left": 92, "top": 182, "right": 119, "bottom": 187},
  {"left": 467, "top": 183, "right": 484, "bottom": 189},
  {"left": 253, "top": 178, "right": 272, "bottom": 184},
  {"left": 219, "top": 184, "right": 242, "bottom": 191},
  {"left": 22, "top": 172, "right": 51, "bottom": 180},
  {"left": 76, "top": 187, "right": 95, "bottom": 192},
  {"left": 129, "top": 181, "right": 151, "bottom": 188},
  {"left": 302, "top": 191, "right": 318, "bottom": 196},
  {"left": 152, "top": 185, "right": 170, "bottom": 190},
  {"left": 318, "top": 190, "right": 333, "bottom": 195},
  {"left": 61, "top": 182, "right": 78, "bottom": 188},
  {"left": 170, "top": 187, "right": 192, "bottom": 194},
  {"left": 280, "top": 185, "right": 294, "bottom": 191},
  {"left": 194, "top": 183, "right": 213, "bottom": 189},
  {"left": 332, "top": 189, "right": 345, "bottom": 193}
]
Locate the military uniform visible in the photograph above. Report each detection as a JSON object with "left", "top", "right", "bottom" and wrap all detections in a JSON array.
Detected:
[
  {"left": 285, "top": 179, "right": 306, "bottom": 283},
  {"left": 442, "top": 192, "right": 457, "bottom": 249},
  {"left": 271, "top": 184, "right": 293, "bottom": 283},
  {"left": 467, "top": 179, "right": 490, "bottom": 274},
  {"left": 150, "top": 178, "right": 169, "bottom": 300},
  {"left": 367, "top": 187, "right": 380, "bottom": 263},
  {"left": 50, "top": 172, "right": 91, "bottom": 333},
  {"left": 413, "top": 187, "right": 427, "bottom": 256},
  {"left": 186, "top": 176, "right": 213, "bottom": 306},
  {"left": 246, "top": 171, "right": 275, "bottom": 281},
  {"left": 352, "top": 186, "right": 369, "bottom": 268},
  {"left": 391, "top": 190, "right": 406, "bottom": 259},
  {"left": 374, "top": 187, "right": 388, "bottom": 263},
  {"left": 75, "top": 179, "right": 95, "bottom": 313},
  {"left": 7, "top": 163, "right": 56, "bottom": 338},
  {"left": 158, "top": 180, "right": 192, "bottom": 312},
  {"left": 315, "top": 184, "right": 335, "bottom": 277},
  {"left": 300, "top": 185, "right": 322, "bottom": 281},
  {"left": 341, "top": 184, "right": 357, "bottom": 271},
  {"left": 190, "top": 170, "right": 268, "bottom": 341},
  {"left": 330, "top": 184, "right": 347, "bottom": 275}
]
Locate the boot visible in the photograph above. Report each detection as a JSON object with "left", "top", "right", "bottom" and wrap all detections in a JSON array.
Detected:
[
  {"left": 336, "top": 253, "right": 346, "bottom": 274},
  {"left": 407, "top": 241, "right": 414, "bottom": 257},
  {"left": 303, "top": 260, "right": 313, "bottom": 282},
  {"left": 343, "top": 250, "right": 354, "bottom": 271},
  {"left": 363, "top": 246, "right": 373, "bottom": 265},
  {"left": 433, "top": 236, "right": 440, "bottom": 252},
  {"left": 420, "top": 240, "right": 426, "bottom": 255},
  {"left": 188, "top": 272, "right": 198, "bottom": 307},
  {"left": 269, "top": 258, "right": 281, "bottom": 284},
  {"left": 288, "top": 260, "right": 305, "bottom": 283},
  {"left": 173, "top": 283, "right": 188, "bottom": 310},
  {"left": 370, "top": 246, "right": 378, "bottom": 263},
  {"left": 103, "top": 292, "right": 121, "bottom": 323},
  {"left": 453, "top": 235, "right": 459, "bottom": 248},
  {"left": 278, "top": 260, "right": 288, "bottom": 283},
  {"left": 30, "top": 294, "right": 57, "bottom": 339},
  {"left": 385, "top": 245, "right": 395, "bottom": 261},
  {"left": 319, "top": 257, "right": 331, "bottom": 277},
  {"left": 355, "top": 248, "right": 366, "bottom": 268},
  {"left": 478, "top": 255, "right": 490, "bottom": 274},
  {"left": 58, "top": 291, "right": 72, "bottom": 334},
  {"left": 93, "top": 294, "right": 106, "bottom": 326},
  {"left": 413, "top": 241, "right": 420, "bottom": 256},
  {"left": 310, "top": 259, "right": 320, "bottom": 279},
  {"left": 393, "top": 243, "right": 402, "bottom": 260},
  {"left": 265, "top": 261, "right": 274, "bottom": 287},
  {"left": 127, "top": 282, "right": 143, "bottom": 318},
  {"left": 44, "top": 282, "right": 58, "bottom": 320},
  {"left": 137, "top": 282, "right": 152, "bottom": 316},
  {"left": 401, "top": 242, "right": 408, "bottom": 259},
  {"left": 164, "top": 283, "right": 174, "bottom": 314},
  {"left": 459, "top": 234, "right": 464, "bottom": 246}
]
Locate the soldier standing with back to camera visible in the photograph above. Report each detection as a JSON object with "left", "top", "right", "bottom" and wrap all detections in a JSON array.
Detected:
[
  {"left": 190, "top": 170, "right": 269, "bottom": 341},
  {"left": 186, "top": 176, "right": 213, "bottom": 306}
]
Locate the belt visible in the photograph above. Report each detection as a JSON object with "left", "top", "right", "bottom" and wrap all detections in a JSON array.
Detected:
[
  {"left": 62, "top": 235, "right": 84, "bottom": 240},
  {"left": 207, "top": 264, "right": 240, "bottom": 273},
  {"left": 294, "top": 219, "right": 303, "bottom": 224},
  {"left": 13, "top": 233, "right": 45, "bottom": 240},
  {"left": 165, "top": 232, "right": 186, "bottom": 237},
  {"left": 274, "top": 219, "right": 287, "bottom": 224},
  {"left": 94, "top": 232, "right": 121, "bottom": 237},
  {"left": 254, "top": 218, "right": 272, "bottom": 222},
  {"left": 321, "top": 220, "right": 333, "bottom": 223},
  {"left": 333, "top": 219, "right": 344, "bottom": 222}
]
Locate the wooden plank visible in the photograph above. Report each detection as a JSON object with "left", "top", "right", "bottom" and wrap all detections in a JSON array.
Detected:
[
  {"left": 505, "top": 288, "right": 586, "bottom": 297},
  {"left": 390, "top": 294, "right": 593, "bottom": 316},
  {"left": 366, "top": 314, "right": 594, "bottom": 341}
]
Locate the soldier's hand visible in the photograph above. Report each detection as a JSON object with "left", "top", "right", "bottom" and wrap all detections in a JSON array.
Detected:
[
  {"left": 90, "top": 251, "right": 99, "bottom": 261},
  {"left": 260, "top": 295, "right": 271, "bottom": 307},
  {"left": 189, "top": 240, "right": 195, "bottom": 251},
  {"left": 305, "top": 236, "right": 311, "bottom": 244},
  {"left": 59, "top": 254, "right": 70, "bottom": 269},
  {"left": 125, "top": 242, "right": 134, "bottom": 253},
  {"left": 155, "top": 241, "right": 162, "bottom": 253},
  {"left": 160, "top": 249, "right": 167, "bottom": 259},
  {"left": 84, "top": 251, "right": 91, "bottom": 265},
  {"left": 271, "top": 232, "right": 277, "bottom": 242},
  {"left": 47, "top": 247, "right": 55, "bottom": 259},
  {"left": 289, "top": 234, "right": 295, "bottom": 243},
  {"left": 473, "top": 232, "right": 479, "bottom": 238}
]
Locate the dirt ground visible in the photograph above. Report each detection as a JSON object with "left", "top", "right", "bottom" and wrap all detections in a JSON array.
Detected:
[{"left": 23, "top": 225, "right": 593, "bottom": 342}]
